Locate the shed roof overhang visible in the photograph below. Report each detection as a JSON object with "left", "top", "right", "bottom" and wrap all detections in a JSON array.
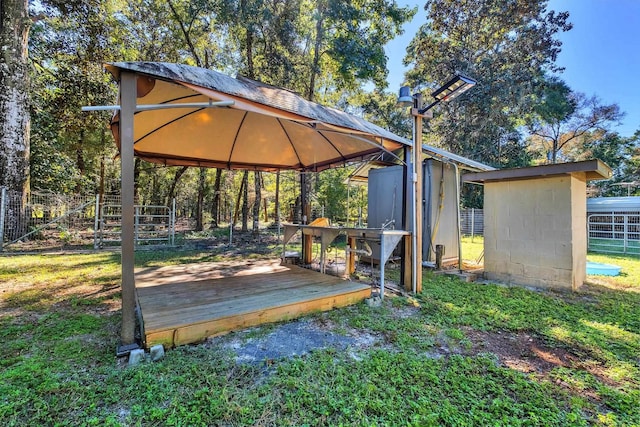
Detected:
[
  {"left": 462, "top": 160, "right": 612, "bottom": 184},
  {"left": 587, "top": 196, "right": 640, "bottom": 212},
  {"left": 348, "top": 143, "right": 495, "bottom": 184}
]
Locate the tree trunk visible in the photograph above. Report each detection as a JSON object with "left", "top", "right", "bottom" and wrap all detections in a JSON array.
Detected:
[
  {"left": 167, "top": 0, "right": 202, "bottom": 67},
  {"left": 252, "top": 171, "right": 261, "bottom": 236},
  {"left": 167, "top": 166, "right": 188, "bottom": 205},
  {"left": 98, "top": 155, "right": 104, "bottom": 211},
  {"left": 133, "top": 157, "right": 141, "bottom": 201},
  {"left": 0, "top": 0, "right": 31, "bottom": 240},
  {"left": 195, "top": 167, "right": 206, "bottom": 231},
  {"left": 240, "top": 0, "right": 255, "bottom": 79},
  {"left": 299, "top": 4, "right": 326, "bottom": 259},
  {"left": 210, "top": 168, "right": 223, "bottom": 228},
  {"left": 233, "top": 171, "right": 245, "bottom": 225},
  {"left": 263, "top": 198, "right": 268, "bottom": 223},
  {"left": 151, "top": 170, "right": 163, "bottom": 206},
  {"left": 75, "top": 129, "right": 85, "bottom": 193},
  {"left": 307, "top": 3, "right": 326, "bottom": 101},
  {"left": 98, "top": 129, "right": 106, "bottom": 208},
  {"left": 241, "top": 170, "right": 249, "bottom": 231}
]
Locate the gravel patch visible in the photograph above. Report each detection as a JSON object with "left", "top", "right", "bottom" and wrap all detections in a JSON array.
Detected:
[{"left": 217, "top": 319, "right": 363, "bottom": 364}]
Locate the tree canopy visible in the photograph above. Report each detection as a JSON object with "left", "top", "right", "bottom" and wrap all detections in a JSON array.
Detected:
[
  {"left": 404, "top": 0, "right": 572, "bottom": 168},
  {"left": 1, "top": 0, "right": 638, "bottom": 236}
]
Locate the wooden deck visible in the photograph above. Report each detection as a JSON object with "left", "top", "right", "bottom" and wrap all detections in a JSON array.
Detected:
[{"left": 135, "top": 260, "right": 371, "bottom": 348}]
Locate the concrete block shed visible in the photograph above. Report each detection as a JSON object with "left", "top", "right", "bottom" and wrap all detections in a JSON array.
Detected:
[{"left": 463, "top": 160, "right": 612, "bottom": 291}]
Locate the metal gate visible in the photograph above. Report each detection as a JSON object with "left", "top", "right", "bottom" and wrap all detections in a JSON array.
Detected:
[
  {"left": 96, "top": 201, "right": 175, "bottom": 248},
  {"left": 588, "top": 213, "right": 640, "bottom": 255}
]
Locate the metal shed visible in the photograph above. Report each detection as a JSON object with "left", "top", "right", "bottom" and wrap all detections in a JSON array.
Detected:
[
  {"left": 587, "top": 196, "right": 640, "bottom": 213},
  {"left": 352, "top": 146, "right": 494, "bottom": 266}
]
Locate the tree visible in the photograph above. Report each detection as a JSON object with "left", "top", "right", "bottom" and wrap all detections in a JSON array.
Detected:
[
  {"left": 528, "top": 86, "right": 624, "bottom": 163},
  {"left": 302, "top": 0, "right": 415, "bottom": 100},
  {"left": 210, "top": 168, "right": 223, "bottom": 227},
  {"left": 405, "top": 0, "right": 572, "bottom": 167},
  {"left": 29, "top": 0, "right": 128, "bottom": 195},
  {"left": 252, "top": 172, "right": 261, "bottom": 234},
  {"left": 356, "top": 90, "right": 412, "bottom": 138},
  {"left": 1, "top": 0, "right": 31, "bottom": 239},
  {"left": 316, "top": 167, "right": 352, "bottom": 222},
  {"left": 565, "top": 130, "right": 639, "bottom": 197},
  {"left": 240, "top": 171, "right": 249, "bottom": 231},
  {"left": 195, "top": 168, "right": 208, "bottom": 231},
  {"left": 627, "top": 131, "right": 640, "bottom": 187},
  {"left": 22, "top": 0, "right": 416, "bottom": 239}
]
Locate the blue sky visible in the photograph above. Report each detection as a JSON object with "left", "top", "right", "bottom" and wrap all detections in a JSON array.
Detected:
[{"left": 385, "top": 0, "right": 639, "bottom": 137}]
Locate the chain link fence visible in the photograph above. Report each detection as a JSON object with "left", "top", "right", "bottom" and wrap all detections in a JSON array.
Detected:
[
  {"left": 0, "top": 189, "right": 97, "bottom": 250},
  {"left": 0, "top": 189, "right": 177, "bottom": 252}
]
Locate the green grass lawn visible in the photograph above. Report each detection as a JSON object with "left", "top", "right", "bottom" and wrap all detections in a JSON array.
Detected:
[
  {"left": 461, "top": 235, "right": 485, "bottom": 264},
  {"left": 1, "top": 246, "right": 638, "bottom": 426}
]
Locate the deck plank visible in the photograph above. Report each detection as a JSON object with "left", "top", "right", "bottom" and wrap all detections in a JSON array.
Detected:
[
  {"left": 141, "top": 281, "right": 369, "bottom": 330},
  {"left": 135, "top": 260, "right": 371, "bottom": 348}
]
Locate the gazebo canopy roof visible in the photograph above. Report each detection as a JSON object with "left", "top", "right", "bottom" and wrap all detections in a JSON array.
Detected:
[{"left": 107, "top": 62, "right": 411, "bottom": 172}]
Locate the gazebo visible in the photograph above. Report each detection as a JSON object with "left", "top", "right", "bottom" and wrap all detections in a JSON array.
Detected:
[{"left": 95, "top": 62, "right": 416, "bottom": 353}]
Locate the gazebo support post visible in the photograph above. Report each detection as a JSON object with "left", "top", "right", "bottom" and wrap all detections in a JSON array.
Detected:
[
  {"left": 412, "top": 95, "right": 424, "bottom": 293},
  {"left": 301, "top": 172, "right": 313, "bottom": 265},
  {"left": 402, "top": 145, "right": 412, "bottom": 291},
  {"left": 118, "top": 71, "right": 139, "bottom": 354}
]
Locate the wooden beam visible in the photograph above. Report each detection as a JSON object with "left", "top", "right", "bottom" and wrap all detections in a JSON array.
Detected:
[
  {"left": 403, "top": 235, "right": 412, "bottom": 292},
  {"left": 301, "top": 173, "right": 313, "bottom": 264},
  {"left": 120, "top": 71, "right": 137, "bottom": 347},
  {"left": 347, "top": 236, "right": 356, "bottom": 276}
]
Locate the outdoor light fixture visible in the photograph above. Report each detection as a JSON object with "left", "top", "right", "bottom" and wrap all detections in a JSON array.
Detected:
[
  {"left": 431, "top": 74, "right": 476, "bottom": 103},
  {"left": 397, "top": 86, "right": 414, "bottom": 107},
  {"left": 398, "top": 74, "right": 477, "bottom": 115},
  {"left": 397, "top": 73, "right": 477, "bottom": 295}
]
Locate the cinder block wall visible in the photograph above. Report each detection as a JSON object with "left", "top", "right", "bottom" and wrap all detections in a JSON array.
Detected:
[{"left": 484, "top": 174, "right": 587, "bottom": 290}]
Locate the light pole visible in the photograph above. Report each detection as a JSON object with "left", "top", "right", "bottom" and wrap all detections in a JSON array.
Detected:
[
  {"left": 398, "top": 75, "right": 477, "bottom": 293},
  {"left": 613, "top": 182, "right": 639, "bottom": 197}
]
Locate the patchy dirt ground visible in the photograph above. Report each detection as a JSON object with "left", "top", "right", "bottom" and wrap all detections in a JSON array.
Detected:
[
  {"left": 198, "top": 296, "right": 616, "bottom": 416},
  {"left": 462, "top": 327, "right": 581, "bottom": 377},
  {"left": 202, "top": 301, "right": 574, "bottom": 374}
]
